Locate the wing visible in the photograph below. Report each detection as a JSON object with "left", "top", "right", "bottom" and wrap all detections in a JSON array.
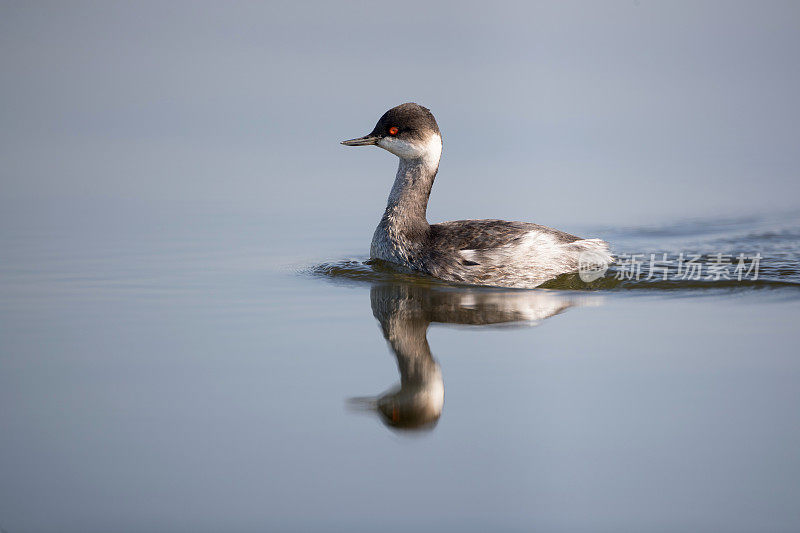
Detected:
[
  {"left": 424, "top": 219, "right": 612, "bottom": 288},
  {"left": 429, "top": 219, "right": 581, "bottom": 253}
]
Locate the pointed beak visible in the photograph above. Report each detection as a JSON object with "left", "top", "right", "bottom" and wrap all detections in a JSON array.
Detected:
[{"left": 341, "top": 135, "right": 380, "bottom": 146}]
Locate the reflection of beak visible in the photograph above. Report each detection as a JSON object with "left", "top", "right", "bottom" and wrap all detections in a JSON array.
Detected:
[{"left": 341, "top": 135, "right": 380, "bottom": 146}]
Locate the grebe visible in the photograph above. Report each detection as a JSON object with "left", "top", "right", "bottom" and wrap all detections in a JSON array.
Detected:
[{"left": 341, "top": 103, "right": 613, "bottom": 288}]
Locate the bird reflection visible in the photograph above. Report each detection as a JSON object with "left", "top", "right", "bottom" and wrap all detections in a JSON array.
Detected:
[{"left": 349, "top": 282, "right": 602, "bottom": 432}]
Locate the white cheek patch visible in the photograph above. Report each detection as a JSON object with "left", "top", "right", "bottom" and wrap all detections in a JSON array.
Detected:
[
  {"left": 379, "top": 137, "right": 420, "bottom": 159},
  {"left": 422, "top": 134, "right": 442, "bottom": 167},
  {"left": 378, "top": 133, "right": 442, "bottom": 166}
]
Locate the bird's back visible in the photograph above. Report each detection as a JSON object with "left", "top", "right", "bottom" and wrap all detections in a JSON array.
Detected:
[{"left": 418, "top": 219, "right": 612, "bottom": 288}]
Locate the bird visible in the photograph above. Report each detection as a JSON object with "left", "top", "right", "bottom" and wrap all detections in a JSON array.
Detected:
[{"left": 341, "top": 103, "right": 613, "bottom": 288}]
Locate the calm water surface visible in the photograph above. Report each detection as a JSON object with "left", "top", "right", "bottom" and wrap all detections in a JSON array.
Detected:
[{"left": 1, "top": 205, "right": 799, "bottom": 532}]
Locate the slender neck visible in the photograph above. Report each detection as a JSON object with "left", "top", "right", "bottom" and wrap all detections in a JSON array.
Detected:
[{"left": 382, "top": 143, "right": 441, "bottom": 228}]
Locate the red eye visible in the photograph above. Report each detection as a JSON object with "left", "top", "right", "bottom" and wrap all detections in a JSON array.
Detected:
[{"left": 388, "top": 126, "right": 399, "bottom": 136}]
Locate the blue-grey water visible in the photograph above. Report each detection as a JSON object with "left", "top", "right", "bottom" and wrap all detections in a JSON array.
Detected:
[{"left": 1, "top": 200, "right": 799, "bottom": 533}]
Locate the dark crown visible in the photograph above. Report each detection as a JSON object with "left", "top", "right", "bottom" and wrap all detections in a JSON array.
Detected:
[{"left": 369, "top": 103, "right": 440, "bottom": 141}]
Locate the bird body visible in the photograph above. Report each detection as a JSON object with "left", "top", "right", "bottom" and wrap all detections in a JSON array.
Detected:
[{"left": 342, "top": 103, "right": 612, "bottom": 289}]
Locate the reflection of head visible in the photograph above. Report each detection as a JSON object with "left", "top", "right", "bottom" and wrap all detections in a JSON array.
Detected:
[
  {"left": 374, "top": 379, "right": 444, "bottom": 431},
  {"left": 351, "top": 282, "right": 602, "bottom": 432}
]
